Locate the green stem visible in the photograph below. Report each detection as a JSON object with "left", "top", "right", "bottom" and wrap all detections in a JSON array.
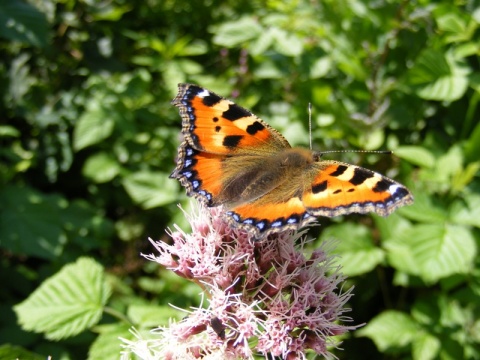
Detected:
[{"left": 104, "top": 306, "right": 133, "bottom": 325}]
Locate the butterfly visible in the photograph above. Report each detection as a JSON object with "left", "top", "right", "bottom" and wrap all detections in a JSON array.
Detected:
[{"left": 170, "top": 83, "right": 414, "bottom": 239}]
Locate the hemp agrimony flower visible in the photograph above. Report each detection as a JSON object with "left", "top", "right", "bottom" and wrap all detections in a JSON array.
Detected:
[{"left": 122, "top": 204, "right": 358, "bottom": 359}]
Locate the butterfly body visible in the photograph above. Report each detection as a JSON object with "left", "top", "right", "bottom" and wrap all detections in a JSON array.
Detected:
[{"left": 171, "top": 84, "right": 413, "bottom": 238}]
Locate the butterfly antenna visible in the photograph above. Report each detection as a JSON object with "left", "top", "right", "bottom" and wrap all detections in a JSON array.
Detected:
[
  {"left": 308, "top": 103, "right": 313, "bottom": 150},
  {"left": 319, "top": 149, "right": 393, "bottom": 155}
]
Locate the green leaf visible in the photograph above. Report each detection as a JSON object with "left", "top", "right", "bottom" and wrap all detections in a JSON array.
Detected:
[
  {"left": 357, "top": 310, "right": 418, "bottom": 352},
  {"left": 122, "top": 171, "right": 179, "bottom": 209},
  {"left": 14, "top": 257, "right": 111, "bottom": 340},
  {"left": 394, "top": 146, "right": 435, "bottom": 168},
  {"left": 272, "top": 28, "right": 303, "bottom": 57},
  {"left": 83, "top": 152, "right": 121, "bottom": 183},
  {"left": 310, "top": 57, "right": 332, "bottom": 79},
  {"left": 374, "top": 213, "right": 412, "bottom": 244},
  {"left": 212, "top": 17, "right": 262, "bottom": 47},
  {"left": 435, "top": 11, "right": 467, "bottom": 34},
  {"left": 451, "top": 161, "right": 480, "bottom": 194},
  {"left": 405, "top": 49, "right": 470, "bottom": 101},
  {"left": 464, "top": 120, "right": 480, "bottom": 164},
  {"left": 0, "top": 344, "right": 44, "bottom": 360},
  {"left": 320, "top": 223, "right": 384, "bottom": 276},
  {"left": 0, "top": 1, "right": 50, "bottom": 48},
  {"left": 73, "top": 106, "right": 115, "bottom": 151},
  {"left": 0, "top": 184, "right": 66, "bottom": 260},
  {"left": 385, "top": 224, "right": 476, "bottom": 283},
  {"left": 0, "top": 125, "right": 20, "bottom": 137},
  {"left": 88, "top": 323, "right": 132, "bottom": 360},
  {"left": 449, "top": 193, "right": 480, "bottom": 228},
  {"left": 412, "top": 332, "right": 441, "bottom": 360},
  {"left": 127, "top": 304, "right": 183, "bottom": 328},
  {"left": 400, "top": 191, "right": 448, "bottom": 224}
]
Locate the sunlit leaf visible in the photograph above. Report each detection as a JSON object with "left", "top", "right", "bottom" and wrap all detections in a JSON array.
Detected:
[
  {"left": 405, "top": 49, "right": 470, "bottom": 101},
  {"left": 122, "top": 171, "right": 179, "bottom": 209},
  {"left": 385, "top": 224, "right": 476, "bottom": 283},
  {"left": 88, "top": 323, "right": 132, "bottom": 360},
  {"left": 412, "top": 332, "right": 441, "bottom": 360},
  {"left": 394, "top": 146, "right": 435, "bottom": 168},
  {"left": 357, "top": 310, "right": 418, "bottom": 351},
  {"left": 14, "top": 257, "right": 111, "bottom": 340},
  {"left": 320, "top": 223, "right": 384, "bottom": 276},
  {"left": 127, "top": 304, "right": 183, "bottom": 328},
  {"left": 73, "top": 107, "right": 115, "bottom": 151},
  {"left": 83, "top": 152, "right": 121, "bottom": 183},
  {"left": 212, "top": 17, "right": 262, "bottom": 47},
  {"left": 450, "top": 193, "right": 480, "bottom": 228}
]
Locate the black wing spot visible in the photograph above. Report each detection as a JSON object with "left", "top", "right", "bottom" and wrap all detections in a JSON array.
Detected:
[
  {"left": 373, "top": 178, "right": 393, "bottom": 192},
  {"left": 202, "top": 93, "right": 222, "bottom": 106},
  {"left": 312, "top": 180, "right": 328, "bottom": 194},
  {"left": 223, "top": 135, "right": 243, "bottom": 148},
  {"left": 350, "top": 168, "right": 374, "bottom": 185},
  {"left": 223, "top": 104, "right": 251, "bottom": 121},
  {"left": 213, "top": 117, "right": 219, "bottom": 122},
  {"left": 215, "top": 126, "right": 221, "bottom": 132},
  {"left": 330, "top": 165, "right": 348, "bottom": 177},
  {"left": 246, "top": 121, "right": 265, "bottom": 135}
]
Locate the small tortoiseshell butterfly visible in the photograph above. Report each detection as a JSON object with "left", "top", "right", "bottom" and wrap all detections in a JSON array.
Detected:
[{"left": 170, "top": 84, "right": 413, "bottom": 238}]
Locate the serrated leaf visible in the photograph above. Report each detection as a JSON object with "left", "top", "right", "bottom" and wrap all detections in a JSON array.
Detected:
[
  {"left": 0, "top": 1, "right": 50, "bottom": 48},
  {"left": 394, "top": 146, "right": 435, "bottom": 168},
  {"left": 412, "top": 332, "right": 441, "bottom": 360},
  {"left": 73, "top": 106, "right": 115, "bottom": 151},
  {"left": 405, "top": 49, "right": 470, "bottom": 101},
  {"left": 14, "top": 257, "right": 111, "bottom": 340},
  {"left": 122, "top": 171, "right": 178, "bottom": 209},
  {"left": 320, "top": 223, "right": 384, "bottom": 276},
  {"left": 385, "top": 224, "right": 476, "bottom": 283},
  {"left": 357, "top": 310, "right": 418, "bottom": 351}
]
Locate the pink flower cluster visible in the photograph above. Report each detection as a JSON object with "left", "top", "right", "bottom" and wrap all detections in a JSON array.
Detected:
[{"left": 135, "top": 204, "right": 357, "bottom": 359}]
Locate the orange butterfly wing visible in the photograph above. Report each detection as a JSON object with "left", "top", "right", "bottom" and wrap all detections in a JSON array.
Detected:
[
  {"left": 171, "top": 84, "right": 289, "bottom": 154},
  {"left": 170, "top": 83, "right": 414, "bottom": 238}
]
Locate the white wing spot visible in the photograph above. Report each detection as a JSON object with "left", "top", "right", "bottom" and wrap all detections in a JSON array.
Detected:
[
  {"left": 197, "top": 89, "right": 210, "bottom": 98},
  {"left": 389, "top": 184, "right": 400, "bottom": 194}
]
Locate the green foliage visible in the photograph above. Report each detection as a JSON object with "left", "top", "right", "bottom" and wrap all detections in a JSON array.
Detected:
[
  {"left": 1, "top": 0, "right": 479, "bottom": 359},
  {"left": 14, "top": 258, "right": 111, "bottom": 340}
]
